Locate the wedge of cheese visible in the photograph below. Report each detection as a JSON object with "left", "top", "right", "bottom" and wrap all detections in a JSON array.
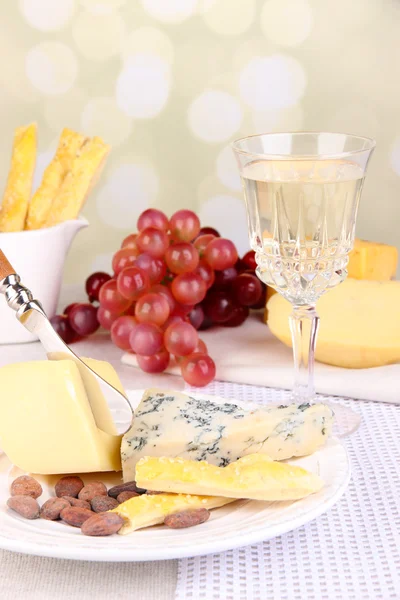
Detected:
[
  {"left": 136, "top": 454, "right": 324, "bottom": 501},
  {"left": 348, "top": 239, "right": 398, "bottom": 281},
  {"left": 268, "top": 278, "right": 400, "bottom": 368},
  {"left": 112, "top": 492, "right": 235, "bottom": 535},
  {"left": 121, "top": 389, "right": 333, "bottom": 482},
  {"left": 0, "top": 359, "right": 123, "bottom": 474}
]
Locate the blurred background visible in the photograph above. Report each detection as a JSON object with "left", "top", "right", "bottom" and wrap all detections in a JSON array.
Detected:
[{"left": 1, "top": 0, "right": 400, "bottom": 282}]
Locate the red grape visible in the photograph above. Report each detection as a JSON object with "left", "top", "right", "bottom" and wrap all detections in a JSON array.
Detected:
[
  {"left": 162, "top": 314, "right": 184, "bottom": 330},
  {"left": 136, "top": 349, "right": 170, "bottom": 373},
  {"left": 121, "top": 233, "right": 139, "bottom": 252},
  {"left": 193, "top": 234, "right": 216, "bottom": 257},
  {"left": 85, "top": 272, "right": 112, "bottom": 302},
  {"left": 68, "top": 303, "right": 99, "bottom": 336},
  {"left": 110, "top": 315, "right": 137, "bottom": 350},
  {"left": 165, "top": 242, "right": 199, "bottom": 274},
  {"left": 99, "top": 279, "right": 130, "bottom": 313},
  {"left": 170, "top": 209, "right": 200, "bottom": 242},
  {"left": 242, "top": 250, "right": 257, "bottom": 271},
  {"left": 180, "top": 353, "right": 216, "bottom": 387},
  {"left": 164, "top": 321, "right": 198, "bottom": 356},
  {"left": 97, "top": 306, "right": 120, "bottom": 330},
  {"left": 198, "top": 226, "right": 220, "bottom": 237},
  {"left": 175, "top": 338, "right": 208, "bottom": 363},
  {"left": 198, "top": 313, "right": 213, "bottom": 331},
  {"left": 203, "top": 290, "right": 235, "bottom": 323},
  {"left": 250, "top": 283, "right": 267, "bottom": 309},
  {"left": 235, "top": 258, "right": 247, "bottom": 274},
  {"left": 63, "top": 303, "right": 79, "bottom": 317},
  {"left": 50, "top": 314, "right": 76, "bottom": 344},
  {"left": 117, "top": 266, "right": 150, "bottom": 300},
  {"left": 195, "top": 339, "right": 208, "bottom": 354},
  {"left": 195, "top": 260, "right": 215, "bottom": 289},
  {"left": 129, "top": 322, "right": 164, "bottom": 355},
  {"left": 188, "top": 305, "right": 204, "bottom": 330},
  {"left": 171, "top": 272, "right": 207, "bottom": 305},
  {"left": 171, "top": 303, "right": 194, "bottom": 318},
  {"left": 136, "top": 227, "right": 169, "bottom": 258},
  {"left": 232, "top": 273, "right": 262, "bottom": 306},
  {"left": 213, "top": 266, "right": 237, "bottom": 288},
  {"left": 123, "top": 303, "right": 137, "bottom": 316},
  {"left": 137, "top": 208, "right": 169, "bottom": 232},
  {"left": 134, "top": 253, "right": 166, "bottom": 284},
  {"left": 205, "top": 238, "right": 238, "bottom": 271},
  {"left": 150, "top": 284, "right": 176, "bottom": 313},
  {"left": 112, "top": 248, "right": 138, "bottom": 275},
  {"left": 135, "top": 293, "right": 170, "bottom": 326},
  {"left": 223, "top": 304, "right": 249, "bottom": 327}
]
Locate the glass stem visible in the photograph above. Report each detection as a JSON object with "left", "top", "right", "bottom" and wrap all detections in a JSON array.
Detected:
[{"left": 289, "top": 305, "right": 320, "bottom": 402}]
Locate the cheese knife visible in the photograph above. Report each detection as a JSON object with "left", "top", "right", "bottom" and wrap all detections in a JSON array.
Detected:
[{"left": 0, "top": 249, "right": 133, "bottom": 435}]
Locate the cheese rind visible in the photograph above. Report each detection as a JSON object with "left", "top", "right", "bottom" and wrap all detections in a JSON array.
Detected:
[
  {"left": 268, "top": 278, "right": 400, "bottom": 368},
  {"left": 121, "top": 389, "right": 333, "bottom": 482},
  {"left": 112, "top": 492, "right": 235, "bottom": 535},
  {"left": 0, "top": 359, "right": 122, "bottom": 474},
  {"left": 136, "top": 454, "right": 324, "bottom": 501}
]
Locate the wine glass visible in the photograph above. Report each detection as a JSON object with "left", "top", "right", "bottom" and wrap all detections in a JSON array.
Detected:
[{"left": 232, "top": 132, "right": 375, "bottom": 437}]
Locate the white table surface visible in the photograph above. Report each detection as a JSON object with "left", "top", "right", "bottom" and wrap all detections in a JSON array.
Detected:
[
  {"left": 0, "top": 330, "right": 182, "bottom": 600},
  {"left": 0, "top": 316, "right": 398, "bottom": 598}
]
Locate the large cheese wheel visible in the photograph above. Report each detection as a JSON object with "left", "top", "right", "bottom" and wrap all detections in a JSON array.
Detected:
[{"left": 267, "top": 278, "right": 400, "bottom": 369}]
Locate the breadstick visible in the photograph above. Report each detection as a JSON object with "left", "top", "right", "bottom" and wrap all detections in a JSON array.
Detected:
[
  {"left": 44, "top": 136, "right": 110, "bottom": 227},
  {"left": 26, "top": 128, "right": 87, "bottom": 230},
  {"left": 0, "top": 123, "right": 37, "bottom": 232}
]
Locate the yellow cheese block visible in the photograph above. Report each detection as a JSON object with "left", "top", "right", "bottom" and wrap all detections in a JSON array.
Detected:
[
  {"left": 112, "top": 492, "right": 235, "bottom": 535},
  {"left": 267, "top": 278, "right": 400, "bottom": 368},
  {"left": 348, "top": 239, "right": 398, "bottom": 281},
  {"left": 136, "top": 454, "right": 323, "bottom": 502},
  {"left": 0, "top": 359, "right": 123, "bottom": 474}
]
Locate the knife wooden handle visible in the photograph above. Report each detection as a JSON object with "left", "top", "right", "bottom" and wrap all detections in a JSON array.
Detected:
[{"left": 0, "top": 249, "right": 16, "bottom": 280}]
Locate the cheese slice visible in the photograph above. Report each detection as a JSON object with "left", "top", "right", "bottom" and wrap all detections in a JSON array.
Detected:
[
  {"left": 348, "top": 239, "right": 398, "bottom": 281},
  {"left": 121, "top": 389, "right": 333, "bottom": 482},
  {"left": 267, "top": 278, "right": 400, "bottom": 368},
  {"left": 136, "top": 454, "right": 324, "bottom": 501},
  {"left": 0, "top": 359, "right": 123, "bottom": 474},
  {"left": 112, "top": 492, "right": 234, "bottom": 535}
]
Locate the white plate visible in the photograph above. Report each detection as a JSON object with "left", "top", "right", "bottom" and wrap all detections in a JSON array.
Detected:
[{"left": 0, "top": 390, "right": 350, "bottom": 562}]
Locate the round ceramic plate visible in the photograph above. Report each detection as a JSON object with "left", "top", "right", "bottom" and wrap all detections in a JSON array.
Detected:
[{"left": 0, "top": 390, "right": 350, "bottom": 561}]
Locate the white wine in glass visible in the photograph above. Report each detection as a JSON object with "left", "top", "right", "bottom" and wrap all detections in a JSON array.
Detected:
[{"left": 233, "top": 133, "right": 375, "bottom": 437}]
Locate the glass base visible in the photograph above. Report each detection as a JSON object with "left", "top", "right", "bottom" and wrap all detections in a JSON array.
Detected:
[
  {"left": 288, "top": 395, "right": 361, "bottom": 438},
  {"left": 326, "top": 401, "right": 361, "bottom": 438}
]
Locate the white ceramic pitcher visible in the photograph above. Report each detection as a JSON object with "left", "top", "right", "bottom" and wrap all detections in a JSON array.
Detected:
[{"left": 0, "top": 218, "right": 88, "bottom": 344}]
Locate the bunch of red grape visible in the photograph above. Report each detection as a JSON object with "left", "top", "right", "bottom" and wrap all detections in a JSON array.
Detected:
[{"left": 50, "top": 208, "right": 265, "bottom": 387}]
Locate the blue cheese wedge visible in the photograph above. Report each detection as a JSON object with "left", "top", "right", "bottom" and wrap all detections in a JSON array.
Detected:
[
  {"left": 136, "top": 454, "right": 324, "bottom": 501},
  {"left": 121, "top": 389, "right": 333, "bottom": 482}
]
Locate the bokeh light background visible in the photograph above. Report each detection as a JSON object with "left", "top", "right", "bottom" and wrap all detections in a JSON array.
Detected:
[{"left": 2, "top": 0, "right": 400, "bottom": 281}]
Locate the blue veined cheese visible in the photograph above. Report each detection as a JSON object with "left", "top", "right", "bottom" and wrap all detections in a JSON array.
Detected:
[{"left": 121, "top": 389, "right": 334, "bottom": 482}]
